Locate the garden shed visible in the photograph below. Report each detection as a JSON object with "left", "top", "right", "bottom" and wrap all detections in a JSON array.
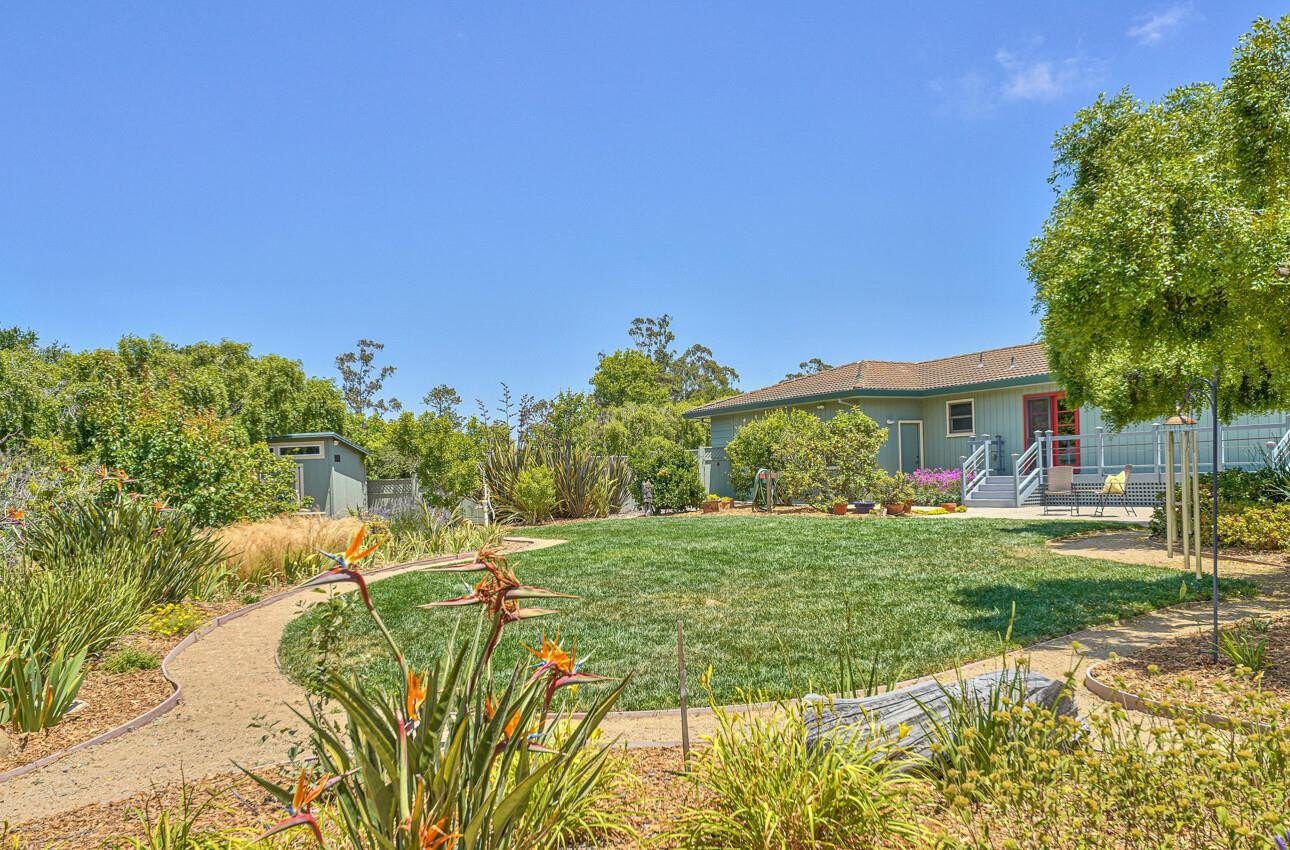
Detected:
[{"left": 266, "top": 432, "right": 368, "bottom": 517}]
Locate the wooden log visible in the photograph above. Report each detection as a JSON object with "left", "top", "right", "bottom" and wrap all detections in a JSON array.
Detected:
[{"left": 803, "top": 670, "right": 1077, "bottom": 759}]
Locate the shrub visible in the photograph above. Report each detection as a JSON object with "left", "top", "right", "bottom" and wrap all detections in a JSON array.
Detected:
[
  {"left": 870, "top": 471, "right": 915, "bottom": 506},
  {"left": 143, "top": 603, "right": 206, "bottom": 638},
  {"left": 827, "top": 409, "right": 888, "bottom": 500},
  {"left": 103, "top": 646, "right": 161, "bottom": 673},
  {"left": 0, "top": 558, "right": 149, "bottom": 660},
  {"left": 22, "top": 492, "right": 228, "bottom": 603},
  {"left": 514, "top": 466, "right": 558, "bottom": 525},
  {"left": 483, "top": 440, "right": 631, "bottom": 521},
  {"left": 667, "top": 695, "right": 924, "bottom": 848},
  {"left": 908, "top": 467, "right": 962, "bottom": 505},
  {"left": 1151, "top": 500, "right": 1290, "bottom": 551},
  {"left": 725, "top": 409, "right": 830, "bottom": 501},
  {"left": 627, "top": 437, "right": 704, "bottom": 513}
]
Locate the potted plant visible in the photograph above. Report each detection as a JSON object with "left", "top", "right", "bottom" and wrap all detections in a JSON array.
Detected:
[
  {"left": 831, "top": 499, "right": 849, "bottom": 515},
  {"left": 701, "top": 494, "right": 721, "bottom": 513},
  {"left": 853, "top": 499, "right": 876, "bottom": 514},
  {"left": 873, "top": 472, "right": 914, "bottom": 516},
  {"left": 719, "top": 496, "right": 734, "bottom": 511}
]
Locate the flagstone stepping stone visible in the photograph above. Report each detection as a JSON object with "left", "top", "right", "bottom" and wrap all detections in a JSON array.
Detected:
[{"left": 803, "top": 670, "right": 1077, "bottom": 759}]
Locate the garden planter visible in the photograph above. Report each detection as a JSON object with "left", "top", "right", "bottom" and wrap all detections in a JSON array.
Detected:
[
  {"left": 831, "top": 502, "right": 848, "bottom": 515},
  {"left": 904, "top": 500, "right": 914, "bottom": 511},
  {"left": 718, "top": 500, "right": 733, "bottom": 511},
  {"left": 853, "top": 501, "right": 875, "bottom": 515},
  {"left": 701, "top": 501, "right": 720, "bottom": 513},
  {"left": 940, "top": 502, "right": 958, "bottom": 512},
  {"left": 884, "top": 503, "right": 906, "bottom": 515}
]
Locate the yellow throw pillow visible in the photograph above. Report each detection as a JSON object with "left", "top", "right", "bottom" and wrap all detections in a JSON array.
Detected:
[{"left": 1102, "top": 471, "right": 1126, "bottom": 494}]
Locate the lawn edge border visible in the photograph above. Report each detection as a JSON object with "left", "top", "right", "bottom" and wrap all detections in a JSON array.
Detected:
[
  {"left": 0, "top": 539, "right": 546, "bottom": 785},
  {"left": 1082, "top": 661, "right": 1265, "bottom": 732}
]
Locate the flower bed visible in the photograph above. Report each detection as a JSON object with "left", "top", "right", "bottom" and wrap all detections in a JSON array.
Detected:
[{"left": 1091, "top": 614, "right": 1289, "bottom": 719}]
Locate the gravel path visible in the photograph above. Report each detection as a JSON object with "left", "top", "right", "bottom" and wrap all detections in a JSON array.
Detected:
[{"left": 4, "top": 528, "right": 1285, "bottom": 824}]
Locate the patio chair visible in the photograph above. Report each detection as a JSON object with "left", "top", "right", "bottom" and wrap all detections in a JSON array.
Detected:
[
  {"left": 1094, "top": 465, "right": 1136, "bottom": 517},
  {"left": 1042, "top": 465, "right": 1078, "bottom": 515}
]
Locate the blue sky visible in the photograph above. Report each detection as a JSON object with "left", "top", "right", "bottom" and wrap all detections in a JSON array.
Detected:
[{"left": 2, "top": 2, "right": 1278, "bottom": 411}]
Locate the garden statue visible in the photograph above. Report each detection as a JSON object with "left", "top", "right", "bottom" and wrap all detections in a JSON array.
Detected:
[{"left": 641, "top": 479, "right": 654, "bottom": 516}]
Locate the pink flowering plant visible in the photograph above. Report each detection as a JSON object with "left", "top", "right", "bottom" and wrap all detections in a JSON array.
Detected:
[{"left": 908, "top": 468, "right": 961, "bottom": 505}]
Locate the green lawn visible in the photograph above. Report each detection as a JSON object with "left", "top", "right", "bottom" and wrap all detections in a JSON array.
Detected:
[{"left": 278, "top": 516, "right": 1252, "bottom": 710}]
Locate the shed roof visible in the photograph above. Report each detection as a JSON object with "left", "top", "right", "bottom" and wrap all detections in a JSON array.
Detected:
[
  {"left": 684, "top": 343, "right": 1050, "bottom": 418},
  {"left": 267, "top": 432, "right": 369, "bottom": 456}
]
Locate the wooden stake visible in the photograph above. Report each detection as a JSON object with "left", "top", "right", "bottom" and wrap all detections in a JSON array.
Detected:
[
  {"left": 1180, "top": 431, "right": 1192, "bottom": 574},
  {"left": 1192, "top": 429, "right": 1203, "bottom": 578},
  {"left": 1165, "top": 433, "right": 1176, "bottom": 558},
  {"left": 677, "top": 620, "right": 690, "bottom": 763}
]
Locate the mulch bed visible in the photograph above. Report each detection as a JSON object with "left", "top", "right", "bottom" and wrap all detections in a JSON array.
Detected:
[
  {"left": 1094, "top": 613, "right": 1290, "bottom": 717},
  {"left": 0, "top": 600, "right": 241, "bottom": 775},
  {"left": 4, "top": 749, "right": 695, "bottom": 849}
]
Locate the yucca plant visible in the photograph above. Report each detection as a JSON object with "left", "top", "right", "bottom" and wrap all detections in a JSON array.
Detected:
[
  {"left": 247, "top": 528, "right": 627, "bottom": 849},
  {"left": 0, "top": 630, "right": 87, "bottom": 735}
]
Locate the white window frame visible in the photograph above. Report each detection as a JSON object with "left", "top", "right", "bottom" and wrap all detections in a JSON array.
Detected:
[
  {"left": 945, "top": 399, "right": 975, "bottom": 437},
  {"left": 271, "top": 442, "right": 326, "bottom": 460}
]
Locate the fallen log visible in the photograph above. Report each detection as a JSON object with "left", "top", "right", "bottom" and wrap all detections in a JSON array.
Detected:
[{"left": 803, "top": 670, "right": 1077, "bottom": 759}]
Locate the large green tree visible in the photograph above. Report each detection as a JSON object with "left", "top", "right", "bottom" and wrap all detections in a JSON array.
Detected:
[
  {"left": 590, "top": 350, "right": 669, "bottom": 407},
  {"left": 1028, "top": 16, "right": 1290, "bottom": 426}
]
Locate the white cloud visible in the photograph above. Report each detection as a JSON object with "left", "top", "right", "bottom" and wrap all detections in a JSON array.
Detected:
[
  {"left": 1127, "top": 4, "right": 1192, "bottom": 46},
  {"left": 995, "top": 49, "right": 1100, "bottom": 103}
]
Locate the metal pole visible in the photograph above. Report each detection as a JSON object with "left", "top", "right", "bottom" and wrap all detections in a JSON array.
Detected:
[
  {"left": 677, "top": 620, "right": 691, "bottom": 763},
  {"left": 1096, "top": 426, "right": 1105, "bottom": 477},
  {"left": 1210, "top": 376, "right": 1221, "bottom": 662}
]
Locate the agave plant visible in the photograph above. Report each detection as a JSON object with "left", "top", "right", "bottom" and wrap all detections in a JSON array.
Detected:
[
  {"left": 0, "top": 630, "right": 87, "bottom": 735},
  {"left": 248, "top": 528, "right": 626, "bottom": 849}
]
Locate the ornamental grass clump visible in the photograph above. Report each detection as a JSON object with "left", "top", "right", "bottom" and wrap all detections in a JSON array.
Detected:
[
  {"left": 247, "top": 527, "right": 627, "bottom": 849},
  {"left": 667, "top": 686, "right": 925, "bottom": 849}
]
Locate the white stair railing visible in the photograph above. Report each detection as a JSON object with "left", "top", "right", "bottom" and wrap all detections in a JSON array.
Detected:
[
  {"left": 960, "top": 441, "right": 989, "bottom": 501},
  {"left": 1012, "top": 437, "right": 1044, "bottom": 506}
]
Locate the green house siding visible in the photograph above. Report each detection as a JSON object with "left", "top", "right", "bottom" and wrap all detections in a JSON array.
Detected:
[
  {"left": 704, "top": 381, "right": 1290, "bottom": 498},
  {"left": 268, "top": 433, "right": 368, "bottom": 517}
]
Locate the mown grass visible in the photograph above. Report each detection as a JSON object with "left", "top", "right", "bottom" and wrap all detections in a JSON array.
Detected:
[{"left": 279, "top": 516, "right": 1255, "bottom": 710}]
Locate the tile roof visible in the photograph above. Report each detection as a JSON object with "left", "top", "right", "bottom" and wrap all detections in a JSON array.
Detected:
[{"left": 684, "top": 343, "right": 1050, "bottom": 418}]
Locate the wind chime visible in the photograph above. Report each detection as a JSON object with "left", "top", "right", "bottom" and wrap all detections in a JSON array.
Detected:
[{"left": 1163, "top": 412, "right": 1204, "bottom": 578}]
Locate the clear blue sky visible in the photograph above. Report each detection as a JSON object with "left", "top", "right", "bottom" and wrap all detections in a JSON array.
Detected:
[{"left": 2, "top": 3, "right": 1278, "bottom": 410}]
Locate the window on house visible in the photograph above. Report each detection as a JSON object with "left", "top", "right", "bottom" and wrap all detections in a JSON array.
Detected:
[
  {"left": 946, "top": 400, "right": 975, "bottom": 436},
  {"left": 275, "top": 444, "right": 323, "bottom": 458}
]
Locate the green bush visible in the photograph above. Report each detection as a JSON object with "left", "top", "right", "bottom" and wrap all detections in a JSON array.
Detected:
[
  {"left": 514, "top": 465, "right": 558, "bottom": 525},
  {"left": 483, "top": 440, "right": 631, "bottom": 521},
  {"left": 22, "top": 493, "right": 228, "bottom": 604},
  {"left": 1152, "top": 499, "right": 1290, "bottom": 551},
  {"left": 725, "top": 409, "right": 831, "bottom": 501},
  {"left": 103, "top": 646, "right": 161, "bottom": 673},
  {"left": 827, "top": 409, "right": 888, "bottom": 500},
  {"left": 628, "top": 437, "right": 704, "bottom": 513}
]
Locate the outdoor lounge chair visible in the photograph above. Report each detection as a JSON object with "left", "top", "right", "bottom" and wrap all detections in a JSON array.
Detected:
[
  {"left": 1094, "top": 465, "right": 1136, "bottom": 517},
  {"left": 1042, "top": 465, "right": 1078, "bottom": 515}
]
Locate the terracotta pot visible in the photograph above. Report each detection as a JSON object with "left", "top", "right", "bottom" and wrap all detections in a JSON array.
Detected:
[
  {"left": 904, "top": 500, "right": 915, "bottom": 510},
  {"left": 940, "top": 502, "right": 958, "bottom": 512},
  {"left": 831, "top": 502, "right": 848, "bottom": 515},
  {"left": 701, "top": 501, "right": 720, "bottom": 513},
  {"left": 719, "top": 500, "right": 733, "bottom": 511},
  {"left": 884, "top": 503, "right": 906, "bottom": 515}
]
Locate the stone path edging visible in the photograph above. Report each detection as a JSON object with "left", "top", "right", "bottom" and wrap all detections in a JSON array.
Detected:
[
  {"left": 0, "top": 541, "right": 545, "bottom": 786},
  {"left": 1082, "top": 661, "right": 1266, "bottom": 733}
]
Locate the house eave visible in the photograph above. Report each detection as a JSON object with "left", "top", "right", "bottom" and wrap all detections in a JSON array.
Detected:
[{"left": 683, "top": 374, "right": 1055, "bottom": 419}]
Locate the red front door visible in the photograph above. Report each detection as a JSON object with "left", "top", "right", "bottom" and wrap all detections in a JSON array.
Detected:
[{"left": 1023, "top": 392, "right": 1081, "bottom": 468}]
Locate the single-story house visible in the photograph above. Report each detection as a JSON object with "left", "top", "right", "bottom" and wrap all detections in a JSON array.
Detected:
[
  {"left": 267, "top": 432, "right": 369, "bottom": 517},
  {"left": 683, "top": 343, "right": 1290, "bottom": 507}
]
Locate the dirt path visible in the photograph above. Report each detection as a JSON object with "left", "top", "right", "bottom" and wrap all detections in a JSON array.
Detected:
[
  {"left": 4, "top": 529, "right": 1285, "bottom": 824},
  {"left": 0, "top": 537, "right": 565, "bottom": 823}
]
